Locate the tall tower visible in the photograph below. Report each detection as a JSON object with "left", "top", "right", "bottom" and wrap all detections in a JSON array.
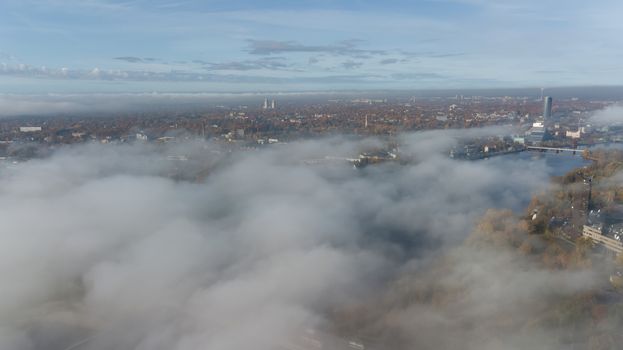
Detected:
[
  {"left": 364, "top": 115, "right": 368, "bottom": 128},
  {"left": 540, "top": 87, "right": 544, "bottom": 101},
  {"left": 263, "top": 98, "right": 268, "bottom": 110},
  {"left": 543, "top": 96, "right": 552, "bottom": 119},
  {"left": 271, "top": 99, "right": 276, "bottom": 109}
]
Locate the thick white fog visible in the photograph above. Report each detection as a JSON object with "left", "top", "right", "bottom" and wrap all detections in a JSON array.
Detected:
[
  {"left": 590, "top": 104, "right": 623, "bottom": 125},
  {"left": 0, "top": 132, "right": 598, "bottom": 350}
]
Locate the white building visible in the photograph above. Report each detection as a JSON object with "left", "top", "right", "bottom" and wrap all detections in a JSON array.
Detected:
[
  {"left": 566, "top": 130, "right": 582, "bottom": 139},
  {"left": 19, "top": 126, "right": 42, "bottom": 132}
]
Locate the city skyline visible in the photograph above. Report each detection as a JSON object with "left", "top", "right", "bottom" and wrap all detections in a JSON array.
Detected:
[{"left": 2, "top": 0, "right": 623, "bottom": 93}]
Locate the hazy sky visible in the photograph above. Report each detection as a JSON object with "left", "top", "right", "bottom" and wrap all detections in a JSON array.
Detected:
[{"left": 1, "top": 0, "right": 623, "bottom": 92}]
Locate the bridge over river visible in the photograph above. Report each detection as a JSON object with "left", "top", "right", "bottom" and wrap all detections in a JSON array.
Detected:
[{"left": 526, "top": 146, "right": 586, "bottom": 154}]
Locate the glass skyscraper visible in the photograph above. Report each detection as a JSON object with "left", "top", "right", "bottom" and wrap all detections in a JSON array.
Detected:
[{"left": 543, "top": 96, "right": 553, "bottom": 119}]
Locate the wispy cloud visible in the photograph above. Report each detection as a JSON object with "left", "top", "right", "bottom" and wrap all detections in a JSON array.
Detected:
[
  {"left": 341, "top": 60, "right": 363, "bottom": 70},
  {"left": 114, "top": 56, "right": 147, "bottom": 63},
  {"left": 247, "top": 39, "right": 386, "bottom": 57},
  {"left": 0, "top": 62, "right": 380, "bottom": 84},
  {"left": 201, "top": 57, "right": 291, "bottom": 71},
  {"left": 391, "top": 72, "right": 446, "bottom": 80},
  {"left": 379, "top": 58, "right": 409, "bottom": 65}
]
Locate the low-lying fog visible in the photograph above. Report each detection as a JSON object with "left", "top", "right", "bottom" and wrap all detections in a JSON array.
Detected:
[{"left": 0, "top": 129, "right": 605, "bottom": 350}]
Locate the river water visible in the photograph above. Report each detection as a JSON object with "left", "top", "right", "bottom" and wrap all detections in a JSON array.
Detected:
[{"left": 488, "top": 143, "right": 623, "bottom": 178}]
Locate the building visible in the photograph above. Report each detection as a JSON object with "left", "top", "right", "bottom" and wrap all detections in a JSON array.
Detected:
[
  {"left": 583, "top": 225, "right": 623, "bottom": 254},
  {"left": 543, "top": 96, "right": 553, "bottom": 120},
  {"left": 262, "top": 98, "right": 276, "bottom": 110},
  {"left": 449, "top": 143, "right": 483, "bottom": 160},
  {"left": 526, "top": 122, "right": 546, "bottom": 145},
  {"left": 19, "top": 126, "right": 42, "bottom": 132},
  {"left": 566, "top": 130, "right": 582, "bottom": 139},
  {"left": 135, "top": 132, "right": 148, "bottom": 141}
]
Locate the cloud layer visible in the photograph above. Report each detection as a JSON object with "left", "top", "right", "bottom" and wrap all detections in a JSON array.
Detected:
[{"left": 0, "top": 131, "right": 570, "bottom": 350}]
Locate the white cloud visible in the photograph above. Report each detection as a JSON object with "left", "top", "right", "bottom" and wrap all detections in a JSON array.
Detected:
[
  {"left": 0, "top": 131, "right": 566, "bottom": 349},
  {"left": 590, "top": 104, "right": 623, "bottom": 125}
]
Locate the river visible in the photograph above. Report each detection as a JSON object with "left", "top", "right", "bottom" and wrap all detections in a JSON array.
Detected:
[{"left": 485, "top": 143, "right": 623, "bottom": 178}]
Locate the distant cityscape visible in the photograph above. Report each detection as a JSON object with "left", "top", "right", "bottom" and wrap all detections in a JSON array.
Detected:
[{"left": 1, "top": 91, "right": 621, "bottom": 163}]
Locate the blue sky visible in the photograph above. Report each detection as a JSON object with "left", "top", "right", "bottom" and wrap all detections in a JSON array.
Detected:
[{"left": 1, "top": 0, "right": 623, "bottom": 93}]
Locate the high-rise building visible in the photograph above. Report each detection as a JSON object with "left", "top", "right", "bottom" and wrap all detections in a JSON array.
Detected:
[
  {"left": 543, "top": 96, "right": 552, "bottom": 119},
  {"left": 262, "top": 98, "right": 269, "bottom": 109},
  {"left": 271, "top": 99, "right": 276, "bottom": 109}
]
